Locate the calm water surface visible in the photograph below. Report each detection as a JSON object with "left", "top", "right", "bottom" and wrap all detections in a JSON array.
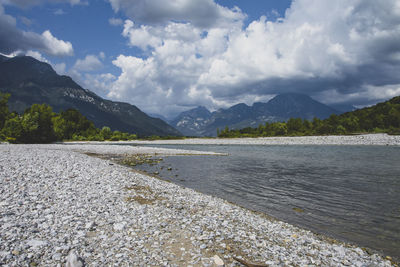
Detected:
[{"left": 132, "top": 144, "right": 400, "bottom": 258}]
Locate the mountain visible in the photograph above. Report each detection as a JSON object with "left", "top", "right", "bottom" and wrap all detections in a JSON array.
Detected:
[
  {"left": 148, "top": 113, "right": 170, "bottom": 123},
  {"left": 329, "top": 103, "right": 357, "bottom": 113},
  {"left": 0, "top": 55, "right": 181, "bottom": 137},
  {"left": 262, "top": 93, "right": 339, "bottom": 120},
  {"left": 171, "top": 93, "right": 341, "bottom": 136},
  {"left": 169, "top": 106, "right": 211, "bottom": 136},
  {"left": 221, "top": 95, "right": 400, "bottom": 137}
]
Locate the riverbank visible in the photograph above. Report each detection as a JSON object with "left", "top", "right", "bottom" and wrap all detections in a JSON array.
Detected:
[
  {"left": 0, "top": 144, "right": 396, "bottom": 266},
  {"left": 66, "top": 133, "right": 400, "bottom": 146}
]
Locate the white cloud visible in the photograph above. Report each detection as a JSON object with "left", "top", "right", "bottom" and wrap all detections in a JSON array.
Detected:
[
  {"left": 82, "top": 73, "right": 116, "bottom": 96},
  {"left": 41, "top": 30, "right": 73, "bottom": 56},
  {"left": 108, "top": 0, "right": 245, "bottom": 28},
  {"left": 0, "top": 4, "right": 74, "bottom": 56},
  {"left": 122, "top": 20, "right": 162, "bottom": 50},
  {"left": 103, "top": 0, "right": 400, "bottom": 117},
  {"left": 54, "top": 8, "right": 65, "bottom": 15},
  {"left": 25, "top": 50, "right": 49, "bottom": 62},
  {"left": 73, "top": 54, "right": 103, "bottom": 72},
  {"left": 109, "top": 17, "right": 122, "bottom": 26},
  {"left": 25, "top": 50, "right": 67, "bottom": 75},
  {"left": 53, "top": 62, "right": 66, "bottom": 74}
]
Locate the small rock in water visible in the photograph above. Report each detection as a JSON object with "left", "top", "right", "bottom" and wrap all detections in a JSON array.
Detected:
[
  {"left": 213, "top": 255, "right": 224, "bottom": 266},
  {"left": 66, "top": 250, "right": 85, "bottom": 267},
  {"left": 293, "top": 207, "right": 305, "bottom": 213}
]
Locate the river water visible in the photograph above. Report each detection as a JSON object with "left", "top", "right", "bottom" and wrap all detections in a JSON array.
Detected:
[{"left": 131, "top": 144, "right": 400, "bottom": 258}]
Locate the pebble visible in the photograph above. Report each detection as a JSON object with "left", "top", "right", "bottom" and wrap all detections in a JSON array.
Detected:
[
  {"left": 65, "top": 250, "right": 84, "bottom": 267},
  {"left": 0, "top": 143, "right": 396, "bottom": 266},
  {"left": 213, "top": 255, "right": 224, "bottom": 266}
]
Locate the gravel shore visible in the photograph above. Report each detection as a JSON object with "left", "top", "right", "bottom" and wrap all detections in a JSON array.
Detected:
[
  {"left": 0, "top": 142, "right": 397, "bottom": 266},
  {"left": 83, "top": 133, "right": 400, "bottom": 146}
]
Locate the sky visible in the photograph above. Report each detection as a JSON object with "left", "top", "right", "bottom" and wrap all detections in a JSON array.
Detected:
[{"left": 1, "top": 0, "right": 400, "bottom": 119}]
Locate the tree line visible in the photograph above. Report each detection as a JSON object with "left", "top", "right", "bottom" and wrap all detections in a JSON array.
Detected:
[
  {"left": 0, "top": 93, "right": 138, "bottom": 143},
  {"left": 218, "top": 96, "right": 400, "bottom": 138}
]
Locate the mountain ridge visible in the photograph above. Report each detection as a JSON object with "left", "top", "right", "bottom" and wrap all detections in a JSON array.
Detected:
[
  {"left": 0, "top": 55, "right": 181, "bottom": 137},
  {"left": 171, "top": 93, "right": 343, "bottom": 136}
]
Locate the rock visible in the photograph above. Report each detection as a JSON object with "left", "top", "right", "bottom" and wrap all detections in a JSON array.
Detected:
[
  {"left": 292, "top": 207, "right": 304, "bottom": 213},
  {"left": 66, "top": 250, "right": 85, "bottom": 267},
  {"left": 52, "top": 253, "right": 62, "bottom": 261},
  {"left": 113, "top": 222, "right": 126, "bottom": 231},
  {"left": 26, "top": 239, "right": 48, "bottom": 249},
  {"left": 0, "top": 143, "right": 397, "bottom": 266},
  {"left": 85, "top": 221, "right": 96, "bottom": 230},
  {"left": 213, "top": 255, "right": 224, "bottom": 266}
]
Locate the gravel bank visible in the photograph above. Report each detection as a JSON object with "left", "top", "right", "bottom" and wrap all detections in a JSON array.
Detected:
[
  {"left": 0, "top": 144, "right": 396, "bottom": 266},
  {"left": 82, "top": 133, "right": 400, "bottom": 146}
]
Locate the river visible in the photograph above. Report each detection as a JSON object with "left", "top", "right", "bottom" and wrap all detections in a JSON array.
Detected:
[{"left": 130, "top": 144, "right": 400, "bottom": 258}]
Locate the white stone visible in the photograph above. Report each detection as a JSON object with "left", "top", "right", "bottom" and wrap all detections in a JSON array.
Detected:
[
  {"left": 213, "top": 255, "right": 224, "bottom": 266},
  {"left": 66, "top": 250, "right": 84, "bottom": 267},
  {"left": 26, "top": 239, "right": 48, "bottom": 249},
  {"left": 113, "top": 222, "right": 126, "bottom": 231}
]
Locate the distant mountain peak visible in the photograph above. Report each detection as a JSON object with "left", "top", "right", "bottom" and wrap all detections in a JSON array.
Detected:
[
  {"left": 178, "top": 106, "right": 211, "bottom": 118},
  {"left": 170, "top": 92, "right": 342, "bottom": 137}
]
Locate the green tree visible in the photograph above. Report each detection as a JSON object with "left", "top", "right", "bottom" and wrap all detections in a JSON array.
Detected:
[
  {"left": 302, "top": 119, "right": 313, "bottom": 135},
  {"left": 100, "top": 126, "right": 112, "bottom": 140},
  {"left": 272, "top": 122, "right": 288, "bottom": 136},
  {"left": 53, "top": 109, "right": 97, "bottom": 140},
  {"left": 287, "top": 118, "right": 304, "bottom": 135},
  {"left": 20, "top": 104, "right": 57, "bottom": 143},
  {"left": 336, "top": 125, "right": 347, "bottom": 135},
  {"left": 342, "top": 115, "right": 359, "bottom": 132},
  {"left": 0, "top": 93, "right": 10, "bottom": 130},
  {"left": 1, "top": 114, "right": 23, "bottom": 143}
]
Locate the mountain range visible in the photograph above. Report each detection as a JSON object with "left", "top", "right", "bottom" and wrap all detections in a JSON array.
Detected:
[
  {"left": 0, "top": 55, "right": 181, "bottom": 137},
  {"left": 0, "top": 55, "right": 356, "bottom": 138},
  {"left": 169, "top": 93, "right": 353, "bottom": 136}
]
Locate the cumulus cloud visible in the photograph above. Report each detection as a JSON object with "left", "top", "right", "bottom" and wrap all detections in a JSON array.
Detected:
[
  {"left": 25, "top": 50, "right": 49, "bottom": 62},
  {"left": 82, "top": 73, "right": 116, "bottom": 96},
  {"left": 68, "top": 53, "right": 109, "bottom": 95},
  {"left": 53, "top": 62, "right": 66, "bottom": 75},
  {"left": 24, "top": 50, "right": 67, "bottom": 75},
  {"left": 0, "top": 4, "right": 73, "bottom": 56},
  {"left": 72, "top": 54, "right": 103, "bottom": 72},
  {"left": 108, "top": 0, "right": 245, "bottom": 28},
  {"left": 41, "top": 30, "right": 73, "bottom": 56},
  {"left": 103, "top": 0, "right": 400, "bottom": 117}
]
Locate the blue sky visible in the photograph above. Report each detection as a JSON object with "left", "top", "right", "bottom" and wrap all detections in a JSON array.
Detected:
[{"left": 1, "top": 0, "right": 400, "bottom": 118}]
